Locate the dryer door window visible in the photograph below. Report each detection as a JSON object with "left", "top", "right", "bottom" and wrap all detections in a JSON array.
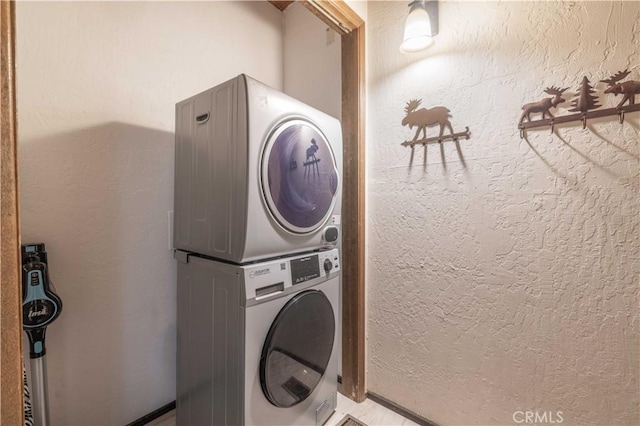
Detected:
[
  {"left": 260, "top": 290, "right": 336, "bottom": 408},
  {"left": 262, "top": 119, "right": 339, "bottom": 234}
]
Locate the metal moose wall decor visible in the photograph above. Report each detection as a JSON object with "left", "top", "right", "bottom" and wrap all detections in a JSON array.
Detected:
[
  {"left": 601, "top": 70, "right": 640, "bottom": 108},
  {"left": 519, "top": 86, "right": 569, "bottom": 123},
  {"left": 401, "top": 99, "right": 470, "bottom": 148},
  {"left": 518, "top": 69, "right": 640, "bottom": 137}
]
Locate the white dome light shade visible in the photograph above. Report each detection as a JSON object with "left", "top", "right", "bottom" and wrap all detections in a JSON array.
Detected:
[{"left": 400, "top": 2, "right": 435, "bottom": 53}]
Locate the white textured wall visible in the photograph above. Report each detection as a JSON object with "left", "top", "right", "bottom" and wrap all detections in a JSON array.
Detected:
[
  {"left": 284, "top": 2, "right": 341, "bottom": 118},
  {"left": 366, "top": 1, "right": 639, "bottom": 425},
  {"left": 16, "top": 2, "right": 282, "bottom": 424}
]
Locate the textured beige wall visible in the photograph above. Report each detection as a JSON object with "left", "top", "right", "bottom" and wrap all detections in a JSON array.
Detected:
[
  {"left": 366, "top": 1, "right": 639, "bottom": 425},
  {"left": 17, "top": 2, "right": 282, "bottom": 424}
]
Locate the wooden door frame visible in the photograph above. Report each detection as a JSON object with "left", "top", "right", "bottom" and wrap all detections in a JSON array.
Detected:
[
  {"left": 0, "top": 1, "right": 367, "bottom": 420},
  {"left": 1, "top": 0, "right": 24, "bottom": 424},
  {"left": 322, "top": 2, "right": 366, "bottom": 403},
  {"left": 270, "top": 0, "right": 367, "bottom": 402}
]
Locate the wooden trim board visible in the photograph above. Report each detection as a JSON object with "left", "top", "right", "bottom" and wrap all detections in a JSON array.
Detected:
[
  {"left": 299, "top": 1, "right": 363, "bottom": 35},
  {"left": 268, "top": 1, "right": 295, "bottom": 12},
  {"left": 293, "top": 0, "right": 366, "bottom": 404},
  {"left": 288, "top": 0, "right": 366, "bottom": 403},
  {"left": 270, "top": 0, "right": 366, "bottom": 403},
  {"left": 337, "top": 20, "right": 366, "bottom": 403},
  {"left": 1, "top": 0, "right": 24, "bottom": 424}
]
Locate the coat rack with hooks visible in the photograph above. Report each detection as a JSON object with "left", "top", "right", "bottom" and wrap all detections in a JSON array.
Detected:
[
  {"left": 519, "top": 103, "right": 640, "bottom": 138},
  {"left": 401, "top": 127, "right": 471, "bottom": 147},
  {"left": 400, "top": 99, "right": 471, "bottom": 148},
  {"left": 518, "top": 70, "right": 640, "bottom": 138}
]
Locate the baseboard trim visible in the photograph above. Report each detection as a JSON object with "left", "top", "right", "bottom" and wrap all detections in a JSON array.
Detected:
[
  {"left": 125, "top": 401, "right": 176, "bottom": 426},
  {"left": 365, "top": 391, "right": 438, "bottom": 426}
]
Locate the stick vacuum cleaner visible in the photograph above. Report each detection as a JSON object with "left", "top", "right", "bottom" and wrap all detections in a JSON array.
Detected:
[{"left": 22, "top": 243, "right": 63, "bottom": 426}]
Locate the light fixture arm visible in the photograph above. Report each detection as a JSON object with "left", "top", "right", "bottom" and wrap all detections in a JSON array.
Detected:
[
  {"left": 408, "top": 0, "right": 439, "bottom": 37},
  {"left": 425, "top": 1, "right": 439, "bottom": 36},
  {"left": 400, "top": 0, "right": 439, "bottom": 53}
]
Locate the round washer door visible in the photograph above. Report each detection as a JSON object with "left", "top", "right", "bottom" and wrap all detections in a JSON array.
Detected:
[
  {"left": 260, "top": 290, "right": 336, "bottom": 408},
  {"left": 261, "top": 119, "right": 339, "bottom": 234}
]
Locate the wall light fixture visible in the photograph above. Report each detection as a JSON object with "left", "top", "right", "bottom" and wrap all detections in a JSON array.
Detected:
[{"left": 400, "top": 0, "right": 439, "bottom": 53}]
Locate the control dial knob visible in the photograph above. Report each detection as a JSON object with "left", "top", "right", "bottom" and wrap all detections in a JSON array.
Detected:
[{"left": 323, "top": 259, "right": 333, "bottom": 273}]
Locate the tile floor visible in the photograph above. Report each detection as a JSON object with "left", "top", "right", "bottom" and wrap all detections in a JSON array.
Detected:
[{"left": 148, "top": 393, "right": 417, "bottom": 426}]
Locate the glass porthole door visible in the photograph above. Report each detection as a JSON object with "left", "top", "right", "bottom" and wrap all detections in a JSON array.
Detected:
[
  {"left": 261, "top": 119, "right": 339, "bottom": 234},
  {"left": 260, "top": 290, "right": 336, "bottom": 407}
]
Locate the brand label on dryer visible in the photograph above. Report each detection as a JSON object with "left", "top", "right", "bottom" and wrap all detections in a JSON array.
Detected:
[{"left": 249, "top": 268, "right": 271, "bottom": 279}]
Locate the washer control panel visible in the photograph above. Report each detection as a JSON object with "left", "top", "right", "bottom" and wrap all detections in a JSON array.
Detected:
[
  {"left": 243, "top": 249, "right": 340, "bottom": 305},
  {"left": 318, "top": 249, "right": 340, "bottom": 275},
  {"left": 290, "top": 254, "right": 321, "bottom": 284}
]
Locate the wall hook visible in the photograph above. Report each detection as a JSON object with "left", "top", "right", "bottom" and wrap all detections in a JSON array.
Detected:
[
  {"left": 401, "top": 100, "right": 471, "bottom": 148},
  {"left": 517, "top": 71, "right": 640, "bottom": 136}
]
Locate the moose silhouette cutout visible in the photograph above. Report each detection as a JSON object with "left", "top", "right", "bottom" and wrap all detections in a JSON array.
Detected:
[
  {"left": 303, "top": 138, "right": 321, "bottom": 178},
  {"left": 402, "top": 99, "right": 454, "bottom": 142},
  {"left": 519, "top": 86, "right": 569, "bottom": 123},
  {"left": 601, "top": 70, "right": 640, "bottom": 108}
]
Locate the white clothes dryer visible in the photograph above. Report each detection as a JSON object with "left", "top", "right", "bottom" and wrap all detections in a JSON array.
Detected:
[
  {"left": 175, "top": 248, "right": 340, "bottom": 426},
  {"left": 174, "top": 75, "right": 342, "bottom": 264}
]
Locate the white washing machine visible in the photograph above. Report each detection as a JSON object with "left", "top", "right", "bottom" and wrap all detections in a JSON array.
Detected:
[
  {"left": 176, "top": 248, "right": 340, "bottom": 426},
  {"left": 174, "top": 75, "right": 343, "bottom": 264}
]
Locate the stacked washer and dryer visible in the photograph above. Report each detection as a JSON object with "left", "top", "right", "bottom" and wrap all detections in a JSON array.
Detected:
[{"left": 174, "top": 75, "right": 342, "bottom": 426}]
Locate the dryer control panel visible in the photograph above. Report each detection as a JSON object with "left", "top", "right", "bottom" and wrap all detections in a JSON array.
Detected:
[{"left": 243, "top": 249, "right": 339, "bottom": 306}]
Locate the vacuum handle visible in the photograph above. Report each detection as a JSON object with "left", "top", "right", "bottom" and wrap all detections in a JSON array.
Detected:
[
  {"left": 30, "top": 355, "right": 51, "bottom": 426},
  {"left": 22, "top": 261, "right": 63, "bottom": 327},
  {"left": 25, "top": 328, "right": 47, "bottom": 359},
  {"left": 22, "top": 256, "right": 62, "bottom": 359}
]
